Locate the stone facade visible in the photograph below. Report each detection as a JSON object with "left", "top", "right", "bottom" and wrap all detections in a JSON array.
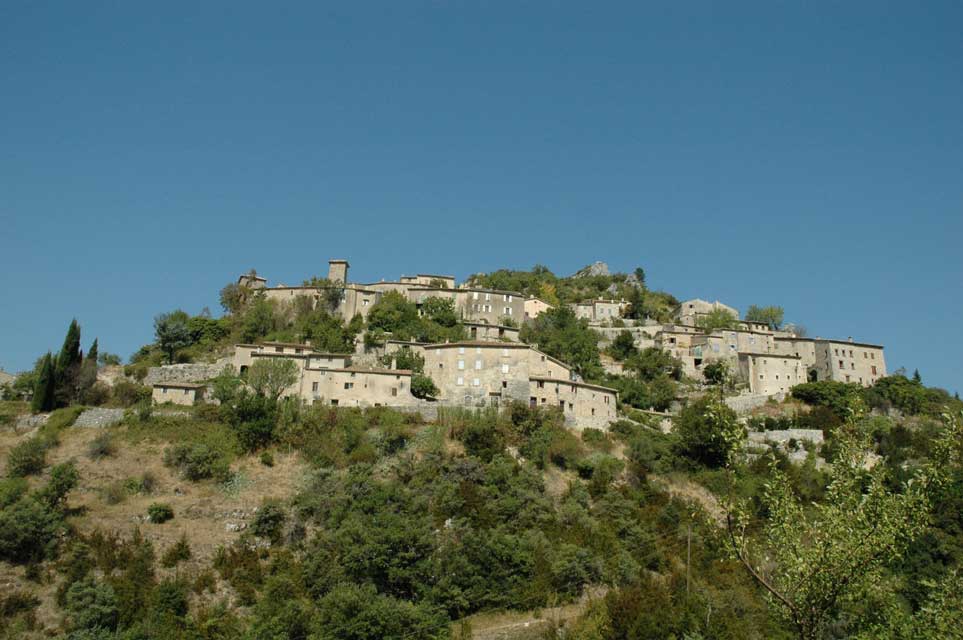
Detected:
[
  {"left": 464, "top": 322, "right": 520, "bottom": 342},
  {"left": 529, "top": 377, "right": 617, "bottom": 430},
  {"left": 570, "top": 299, "right": 625, "bottom": 322},
  {"left": 813, "top": 339, "right": 886, "bottom": 386},
  {"left": 737, "top": 353, "right": 806, "bottom": 395},
  {"left": 676, "top": 298, "right": 739, "bottom": 327},
  {"left": 524, "top": 297, "right": 552, "bottom": 321},
  {"left": 152, "top": 382, "right": 206, "bottom": 406},
  {"left": 145, "top": 363, "right": 227, "bottom": 387}
]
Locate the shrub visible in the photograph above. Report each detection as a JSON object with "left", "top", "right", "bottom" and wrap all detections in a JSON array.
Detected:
[
  {"left": 224, "top": 392, "right": 277, "bottom": 452},
  {"left": 124, "top": 472, "right": 156, "bottom": 495},
  {"left": 161, "top": 535, "right": 191, "bottom": 568},
  {"left": 163, "top": 443, "right": 230, "bottom": 482},
  {"left": 86, "top": 432, "right": 116, "bottom": 460},
  {"left": 147, "top": 503, "right": 174, "bottom": 523},
  {"left": 251, "top": 501, "right": 287, "bottom": 543},
  {"left": 100, "top": 481, "right": 127, "bottom": 505},
  {"left": 0, "top": 477, "right": 28, "bottom": 508},
  {"left": 674, "top": 396, "right": 745, "bottom": 468},
  {"left": 6, "top": 438, "right": 47, "bottom": 477},
  {"left": 64, "top": 578, "right": 118, "bottom": 631},
  {"left": 259, "top": 451, "right": 275, "bottom": 467},
  {"left": 113, "top": 380, "right": 150, "bottom": 407},
  {"left": 410, "top": 374, "right": 438, "bottom": 400}
]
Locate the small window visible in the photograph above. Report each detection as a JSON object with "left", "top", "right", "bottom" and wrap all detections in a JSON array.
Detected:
[
  {"left": 276, "top": 347, "right": 283, "bottom": 353},
  {"left": 312, "top": 382, "right": 319, "bottom": 392},
  {"left": 457, "top": 376, "right": 464, "bottom": 386},
  {"left": 475, "top": 359, "right": 482, "bottom": 370},
  {"left": 391, "top": 388, "right": 398, "bottom": 396},
  {"left": 457, "top": 360, "right": 465, "bottom": 370},
  {"left": 501, "top": 364, "right": 509, "bottom": 374},
  {"left": 331, "top": 399, "right": 338, "bottom": 406},
  {"left": 472, "top": 378, "right": 480, "bottom": 387},
  {"left": 502, "top": 348, "right": 509, "bottom": 356},
  {"left": 458, "top": 346, "right": 465, "bottom": 354},
  {"left": 344, "top": 382, "right": 353, "bottom": 390}
]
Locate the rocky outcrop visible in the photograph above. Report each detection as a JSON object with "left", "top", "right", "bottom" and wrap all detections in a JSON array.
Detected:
[{"left": 571, "top": 261, "right": 610, "bottom": 278}]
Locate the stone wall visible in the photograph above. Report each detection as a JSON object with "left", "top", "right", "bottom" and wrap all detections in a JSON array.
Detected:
[
  {"left": 145, "top": 363, "right": 229, "bottom": 387},
  {"left": 724, "top": 392, "right": 786, "bottom": 414}
]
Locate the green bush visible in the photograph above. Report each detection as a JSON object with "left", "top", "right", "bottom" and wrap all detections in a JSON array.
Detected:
[
  {"left": 86, "top": 432, "right": 116, "bottom": 459},
  {"left": 223, "top": 392, "right": 277, "bottom": 452},
  {"left": 673, "top": 396, "right": 744, "bottom": 468},
  {"left": 259, "top": 450, "right": 275, "bottom": 467},
  {"left": 163, "top": 443, "right": 230, "bottom": 482},
  {"left": 112, "top": 380, "right": 151, "bottom": 407},
  {"left": 410, "top": 374, "right": 438, "bottom": 400},
  {"left": 251, "top": 501, "right": 287, "bottom": 543},
  {"left": 147, "top": 503, "right": 174, "bottom": 523},
  {"left": 6, "top": 438, "right": 47, "bottom": 477},
  {"left": 160, "top": 535, "right": 191, "bottom": 568},
  {"left": 64, "top": 578, "right": 118, "bottom": 631}
]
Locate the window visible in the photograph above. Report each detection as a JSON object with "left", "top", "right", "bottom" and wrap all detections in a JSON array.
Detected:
[
  {"left": 391, "top": 388, "right": 398, "bottom": 396},
  {"left": 312, "top": 382, "right": 319, "bottom": 392},
  {"left": 456, "top": 376, "right": 464, "bottom": 386},
  {"left": 834, "top": 349, "right": 839, "bottom": 356},
  {"left": 871, "top": 365, "right": 877, "bottom": 375},
  {"left": 276, "top": 347, "right": 283, "bottom": 353},
  {"left": 344, "top": 382, "right": 354, "bottom": 390},
  {"left": 331, "top": 399, "right": 338, "bottom": 406},
  {"left": 849, "top": 350, "right": 854, "bottom": 357},
  {"left": 502, "top": 381, "right": 507, "bottom": 388},
  {"left": 839, "top": 360, "right": 844, "bottom": 368},
  {"left": 475, "top": 347, "right": 481, "bottom": 354},
  {"left": 295, "top": 348, "right": 302, "bottom": 354},
  {"left": 501, "top": 364, "right": 509, "bottom": 374},
  {"left": 851, "top": 362, "right": 855, "bottom": 370},
  {"left": 458, "top": 346, "right": 465, "bottom": 354},
  {"left": 457, "top": 360, "right": 465, "bottom": 370},
  {"left": 475, "top": 359, "right": 482, "bottom": 370},
  {"left": 362, "top": 299, "right": 369, "bottom": 306},
  {"left": 162, "top": 388, "right": 167, "bottom": 394},
  {"left": 537, "top": 380, "right": 544, "bottom": 389},
  {"left": 845, "top": 375, "right": 850, "bottom": 382},
  {"left": 472, "top": 292, "right": 479, "bottom": 300},
  {"left": 485, "top": 293, "right": 491, "bottom": 301},
  {"left": 871, "top": 353, "right": 875, "bottom": 360},
  {"left": 502, "top": 348, "right": 509, "bottom": 356},
  {"left": 472, "top": 378, "right": 480, "bottom": 387}
]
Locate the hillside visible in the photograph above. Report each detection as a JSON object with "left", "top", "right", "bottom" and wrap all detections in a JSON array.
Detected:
[{"left": 1, "top": 264, "right": 962, "bottom": 640}]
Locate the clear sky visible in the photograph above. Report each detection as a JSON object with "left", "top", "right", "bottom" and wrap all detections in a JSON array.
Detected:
[{"left": 2, "top": 2, "right": 961, "bottom": 393}]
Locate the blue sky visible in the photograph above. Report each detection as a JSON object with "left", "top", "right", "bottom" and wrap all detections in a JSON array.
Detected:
[{"left": 1, "top": 2, "right": 961, "bottom": 393}]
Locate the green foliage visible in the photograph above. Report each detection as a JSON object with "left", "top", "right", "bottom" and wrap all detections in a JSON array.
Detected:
[
  {"left": 863, "top": 374, "right": 952, "bottom": 416},
  {"left": 163, "top": 443, "right": 230, "bottom": 482},
  {"left": 410, "top": 374, "right": 438, "bottom": 400},
  {"left": 703, "top": 360, "right": 730, "bottom": 387},
  {"left": 64, "top": 577, "right": 118, "bottom": 631},
  {"left": 6, "top": 437, "right": 48, "bottom": 477},
  {"left": 154, "top": 310, "right": 192, "bottom": 364},
  {"left": 519, "top": 306, "right": 602, "bottom": 379},
  {"left": 252, "top": 500, "right": 287, "bottom": 542},
  {"left": 674, "top": 396, "right": 745, "bottom": 467},
  {"left": 367, "top": 291, "right": 420, "bottom": 335},
  {"left": 0, "top": 466, "right": 76, "bottom": 564},
  {"left": 31, "top": 352, "right": 57, "bottom": 413},
  {"left": 86, "top": 432, "right": 116, "bottom": 460},
  {"left": 695, "top": 308, "right": 739, "bottom": 331},
  {"left": 246, "top": 357, "right": 299, "bottom": 400},
  {"left": 160, "top": 535, "right": 192, "bottom": 568},
  {"left": 147, "top": 503, "right": 174, "bottom": 523},
  {"left": 745, "top": 304, "right": 785, "bottom": 329},
  {"left": 315, "top": 583, "right": 448, "bottom": 640},
  {"left": 607, "top": 330, "right": 638, "bottom": 361},
  {"left": 624, "top": 346, "right": 682, "bottom": 381},
  {"left": 383, "top": 346, "right": 425, "bottom": 373},
  {"left": 241, "top": 296, "right": 279, "bottom": 343},
  {"left": 222, "top": 391, "right": 278, "bottom": 452},
  {"left": 606, "top": 373, "right": 677, "bottom": 412},
  {"left": 421, "top": 297, "right": 458, "bottom": 327},
  {"left": 791, "top": 380, "right": 864, "bottom": 419}
]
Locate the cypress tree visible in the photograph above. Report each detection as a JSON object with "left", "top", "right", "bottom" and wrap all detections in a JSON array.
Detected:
[
  {"left": 86, "top": 338, "right": 98, "bottom": 367},
  {"left": 912, "top": 368, "right": 922, "bottom": 384},
  {"left": 32, "top": 352, "right": 56, "bottom": 413},
  {"left": 54, "top": 319, "right": 83, "bottom": 406}
]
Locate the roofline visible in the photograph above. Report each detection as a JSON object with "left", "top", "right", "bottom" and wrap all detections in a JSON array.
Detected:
[
  {"left": 774, "top": 337, "right": 884, "bottom": 349},
  {"left": 530, "top": 376, "right": 619, "bottom": 394},
  {"left": 153, "top": 382, "right": 206, "bottom": 389},
  {"left": 739, "top": 352, "right": 802, "bottom": 360},
  {"left": 422, "top": 341, "right": 530, "bottom": 349},
  {"left": 305, "top": 367, "right": 413, "bottom": 376}
]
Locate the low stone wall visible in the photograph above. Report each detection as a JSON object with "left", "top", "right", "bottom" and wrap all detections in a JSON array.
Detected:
[
  {"left": 145, "top": 363, "right": 229, "bottom": 387},
  {"left": 725, "top": 392, "right": 786, "bottom": 414},
  {"left": 748, "top": 428, "right": 823, "bottom": 446},
  {"left": 74, "top": 408, "right": 126, "bottom": 428}
]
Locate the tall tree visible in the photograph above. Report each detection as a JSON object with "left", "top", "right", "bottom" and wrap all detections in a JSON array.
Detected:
[
  {"left": 745, "top": 305, "right": 785, "bottom": 330},
  {"left": 77, "top": 338, "right": 100, "bottom": 400},
  {"left": 54, "top": 319, "right": 83, "bottom": 406},
  {"left": 154, "top": 311, "right": 192, "bottom": 364},
  {"left": 32, "top": 352, "right": 56, "bottom": 413}
]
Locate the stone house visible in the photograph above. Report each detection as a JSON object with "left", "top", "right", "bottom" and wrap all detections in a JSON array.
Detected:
[
  {"left": 524, "top": 297, "right": 552, "bottom": 321},
  {"left": 152, "top": 382, "right": 206, "bottom": 406},
  {"left": 772, "top": 337, "right": 885, "bottom": 386},
  {"left": 570, "top": 299, "right": 625, "bottom": 322},
  {"left": 463, "top": 321, "right": 520, "bottom": 342},
  {"left": 676, "top": 299, "right": 739, "bottom": 327},
  {"left": 736, "top": 353, "right": 806, "bottom": 395},
  {"left": 529, "top": 378, "right": 617, "bottom": 429}
]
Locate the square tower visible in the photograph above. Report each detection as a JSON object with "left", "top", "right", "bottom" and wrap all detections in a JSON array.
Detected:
[{"left": 328, "top": 259, "right": 349, "bottom": 283}]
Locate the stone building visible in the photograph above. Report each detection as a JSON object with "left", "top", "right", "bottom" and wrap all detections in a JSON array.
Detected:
[
  {"left": 152, "top": 382, "right": 206, "bottom": 406},
  {"left": 463, "top": 321, "right": 520, "bottom": 342},
  {"left": 570, "top": 299, "right": 625, "bottom": 322},
  {"left": 772, "top": 337, "right": 886, "bottom": 386},
  {"left": 524, "top": 297, "right": 552, "bottom": 321},
  {"left": 529, "top": 378, "right": 617, "bottom": 429},
  {"left": 736, "top": 353, "right": 806, "bottom": 395},
  {"left": 676, "top": 299, "right": 739, "bottom": 327}
]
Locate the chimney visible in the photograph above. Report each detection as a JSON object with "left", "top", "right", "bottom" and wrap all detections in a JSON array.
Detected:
[
  {"left": 328, "top": 259, "right": 349, "bottom": 284},
  {"left": 848, "top": 337, "right": 854, "bottom": 343}
]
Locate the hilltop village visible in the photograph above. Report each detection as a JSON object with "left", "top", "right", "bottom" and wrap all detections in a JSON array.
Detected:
[{"left": 149, "top": 258, "right": 885, "bottom": 428}]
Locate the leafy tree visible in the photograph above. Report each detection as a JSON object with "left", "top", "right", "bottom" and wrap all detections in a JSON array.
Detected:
[
  {"left": 410, "top": 374, "right": 438, "bottom": 400},
  {"left": 792, "top": 380, "right": 864, "bottom": 419},
  {"left": 696, "top": 308, "right": 739, "bottom": 331},
  {"left": 366, "top": 291, "right": 420, "bottom": 336},
  {"left": 674, "top": 395, "right": 744, "bottom": 467},
  {"left": 624, "top": 347, "right": 682, "bottom": 381},
  {"left": 519, "top": 306, "right": 602, "bottom": 379},
  {"left": 224, "top": 392, "right": 278, "bottom": 452},
  {"left": 421, "top": 297, "right": 458, "bottom": 327},
  {"left": 219, "top": 282, "right": 247, "bottom": 314},
  {"left": 98, "top": 352, "right": 122, "bottom": 366},
  {"left": 246, "top": 358, "right": 299, "bottom": 401},
  {"left": 315, "top": 583, "right": 448, "bottom": 640},
  {"left": 726, "top": 413, "right": 963, "bottom": 640},
  {"left": 31, "top": 352, "right": 56, "bottom": 412},
  {"left": 240, "top": 296, "right": 278, "bottom": 343},
  {"left": 703, "top": 360, "right": 730, "bottom": 387},
  {"left": 251, "top": 501, "right": 287, "bottom": 543},
  {"left": 153, "top": 310, "right": 192, "bottom": 364},
  {"left": 211, "top": 367, "right": 244, "bottom": 405},
  {"left": 745, "top": 305, "right": 785, "bottom": 329},
  {"left": 383, "top": 346, "right": 425, "bottom": 373},
  {"left": 608, "top": 331, "right": 638, "bottom": 361}
]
